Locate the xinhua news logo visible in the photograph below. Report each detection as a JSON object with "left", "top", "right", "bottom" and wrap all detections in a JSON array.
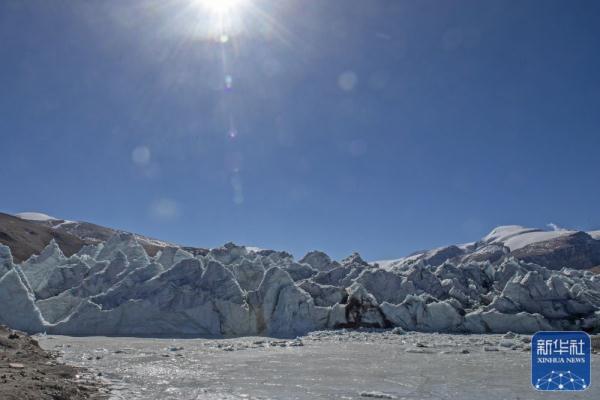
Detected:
[{"left": 532, "top": 331, "right": 591, "bottom": 391}]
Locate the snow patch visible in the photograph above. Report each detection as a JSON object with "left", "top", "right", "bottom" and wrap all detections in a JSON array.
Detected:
[
  {"left": 482, "top": 225, "right": 576, "bottom": 251},
  {"left": 15, "top": 212, "right": 58, "bottom": 222},
  {"left": 244, "top": 246, "right": 264, "bottom": 253}
]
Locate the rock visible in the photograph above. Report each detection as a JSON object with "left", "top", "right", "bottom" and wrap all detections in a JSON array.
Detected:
[
  {"left": 343, "top": 283, "right": 386, "bottom": 328},
  {"left": 511, "top": 231, "right": 600, "bottom": 270}
]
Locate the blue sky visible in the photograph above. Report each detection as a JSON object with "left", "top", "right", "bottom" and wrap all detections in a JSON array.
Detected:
[{"left": 1, "top": 0, "right": 599, "bottom": 260}]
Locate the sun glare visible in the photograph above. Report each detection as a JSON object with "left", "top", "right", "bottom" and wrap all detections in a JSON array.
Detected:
[{"left": 199, "top": 0, "right": 244, "bottom": 15}]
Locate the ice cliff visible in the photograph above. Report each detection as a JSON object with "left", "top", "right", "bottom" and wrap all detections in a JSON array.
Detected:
[{"left": 1, "top": 232, "right": 599, "bottom": 337}]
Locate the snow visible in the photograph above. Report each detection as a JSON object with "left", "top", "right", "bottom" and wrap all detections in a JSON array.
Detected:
[
  {"left": 501, "top": 230, "right": 575, "bottom": 251},
  {"left": 458, "top": 241, "right": 475, "bottom": 250},
  {"left": 590, "top": 231, "right": 600, "bottom": 240},
  {"left": 244, "top": 246, "right": 264, "bottom": 253},
  {"left": 15, "top": 212, "right": 58, "bottom": 221},
  {"left": 371, "top": 253, "right": 422, "bottom": 270},
  {"left": 371, "top": 259, "right": 401, "bottom": 269},
  {"left": 482, "top": 225, "right": 579, "bottom": 251},
  {"left": 482, "top": 225, "right": 541, "bottom": 245},
  {"left": 50, "top": 220, "right": 75, "bottom": 229},
  {"left": 133, "top": 234, "right": 175, "bottom": 248}
]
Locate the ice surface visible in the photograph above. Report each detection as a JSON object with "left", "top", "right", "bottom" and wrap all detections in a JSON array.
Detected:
[{"left": 40, "top": 331, "right": 600, "bottom": 400}]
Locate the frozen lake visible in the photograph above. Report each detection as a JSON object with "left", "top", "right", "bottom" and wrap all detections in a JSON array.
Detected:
[{"left": 40, "top": 331, "right": 598, "bottom": 400}]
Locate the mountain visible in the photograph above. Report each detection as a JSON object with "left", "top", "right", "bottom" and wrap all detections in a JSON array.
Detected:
[
  {"left": 0, "top": 213, "right": 87, "bottom": 263},
  {"left": 3, "top": 211, "right": 600, "bottom": 271},
  {"left": 1, "top": 212, "right": 206, "bottom": 262},
  {"left": 375, "top": 225, "right": 600, "bottom": 271}
]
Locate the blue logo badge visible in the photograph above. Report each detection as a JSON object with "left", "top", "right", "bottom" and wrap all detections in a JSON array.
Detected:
[{"left": 532, "top": 331, "right": 591, "bottom": 391}]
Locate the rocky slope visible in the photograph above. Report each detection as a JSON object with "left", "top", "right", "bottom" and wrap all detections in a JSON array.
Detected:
[
  {"left": 0, "top": 213, "right": 88, "bottom": 263},
  {"left": 376, "top": 225, "right": 600, "bottom": 271},
  {"left": 0, "top": 228, "right": 599, "bottom": 337},
  {"left": 0, "top": 212, "right": 205, "bottom": 262},
  {"left": 0, "top": 325, "right": 107, "bottom": 400}
]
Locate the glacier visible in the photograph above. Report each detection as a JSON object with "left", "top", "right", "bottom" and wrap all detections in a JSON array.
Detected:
[{"left": 1, "top": 232, "right": 599, "bottom": 337}]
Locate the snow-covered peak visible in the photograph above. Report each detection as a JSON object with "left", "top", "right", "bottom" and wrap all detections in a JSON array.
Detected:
[
  {"left": 372, "top": 225, "right": 597, "bottom": 269},
  {"left": 15, "top": 212, "right": 58, "bottom": 221},
  {"left": 482, "top": 225, "right": 541, "bottom": 244},
  {"left": 482, "top": 225, "right": 577, "bottom": 251}
]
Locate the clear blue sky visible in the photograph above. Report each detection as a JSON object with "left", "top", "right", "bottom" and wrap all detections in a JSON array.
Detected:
[{"left": 1, "top": 0, "right": 599, "bottom": 260}]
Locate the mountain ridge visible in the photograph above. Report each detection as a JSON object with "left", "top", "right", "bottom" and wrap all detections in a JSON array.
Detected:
[{"left": 3, "top": 211, "right": 600, "bottom": 271}]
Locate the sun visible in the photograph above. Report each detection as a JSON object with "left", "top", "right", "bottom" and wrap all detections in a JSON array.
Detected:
[
  {"left": 199, "top": 0, "right": 244, "bottom": 15},
  {"left": 185, "top": 0, "right": 251, "bottom": 39}
]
